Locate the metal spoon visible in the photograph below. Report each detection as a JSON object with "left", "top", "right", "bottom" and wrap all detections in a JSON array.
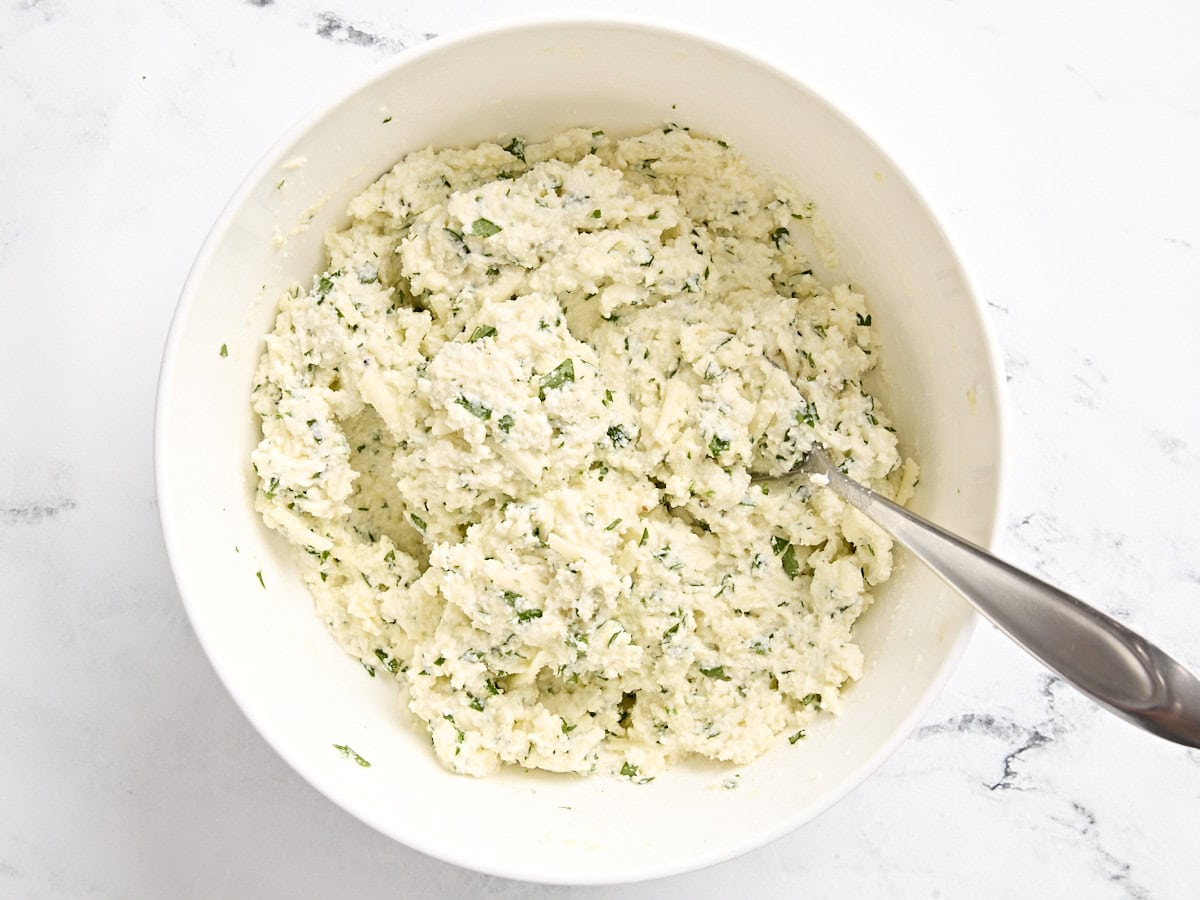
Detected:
[{"left": 755, "top": 443, "right": 1200, "bottom": 748}]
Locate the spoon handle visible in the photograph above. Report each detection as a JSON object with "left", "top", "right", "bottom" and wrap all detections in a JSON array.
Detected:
[{"left": 810, "top": 450, "right": 1200, "bottom": 748}]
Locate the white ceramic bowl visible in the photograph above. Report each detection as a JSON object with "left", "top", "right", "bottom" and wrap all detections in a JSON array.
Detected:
[{"left": 156, "top": 17, "right": 1005, "bottom": 885}]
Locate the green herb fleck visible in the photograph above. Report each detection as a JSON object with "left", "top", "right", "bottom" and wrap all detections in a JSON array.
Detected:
[
  {"left": 856, "top": 312, "right": 872, "bottom": 326},
  {"left": 470, "top": 217, "right": 502, "bottom": 238},
  {"left": 332, "top": 744, "right": 371, "bottom": 767},
  {"left": 433, "top": 656, "right": 445, "bottom": 666},
  {"left": 708, "top": 434, "right": 730, "bottom": 458},
  {"left": 648, "top": 210, "right": 660, "bottom": 221},
  {"left": 382, "top": 115, "right": 392, "bottom": 124},
  {"left": 498, "top": 414, "right": 514, "bottom": 433},
  {"left": 539, "top": 358, "right": 575, "bottom": 396},
  {"left": 456, "top": 396, "right": 492, "bottom": 420},
  {"left": 562, "top": 719, "right": 577, "bottom": 734},
  {"left": 607, "top": 424, "right": 630, "bottom": 447},
  {"left": 443, "top": 714, "right": 465, "bottom": 743},
  {"left": 604, "top": 518, "right": 622, "bottom": 532},
  {"left": 517, "top": 608, "right": 543, "bottom": 623},
  {"left": 503, "top": 136, "right": 525, "bottom": 161},
  {"left": 781, "top": 543, "right": 800, "bottom": 579},
  {"left": 374, "top": 649, "right": 400, "bottom": 674},
  {"left": 813, "top": 324, "right": 827, "bottom": 338},
  {"left": 410, "top": 513, "right": 427, "bottom": 530},
  {"left": 620, "top": 761, "right": 640, "bottom": 778},
  {"left": 317, "top": 273, "right": 335, "bottom": 298},
  {"left": 219, "top": 343, "right": 228, "bottom": 357},
  {"left": 788, "top": 729, "right": 806, "bottom": 744},
  {"left": 699, "top": 665, "right": 730, "bottom": 680},
  {"left": 769, "top": 226, "right": 789, "bottom": 248},
  {"left": 469, "top": 324, "right": 497, "bottom": 342},
  {"left": 801, "top": 693, "right": 822, "bottom": 709},
  {"left": 603, "top": 388, "right": 614, "bottom": 406},
  {"left": 384, "top": 549, "right": 395, "bottom": 563},
  {"left": 639, "top": 527, "right": 649, "bottom": 547},
  {"left": 796, "top": 399, "right": 819, "bottom": 428},
  {"left": 255, "top": 570, "right": 265, "bottom": 589},
  {"left": 591, "top": 209, "right": 602, "bottom": 218}
]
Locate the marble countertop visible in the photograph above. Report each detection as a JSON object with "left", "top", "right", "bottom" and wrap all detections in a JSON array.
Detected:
[{"left": 4, "top": 1, "right": 1199, "bottom": 896}]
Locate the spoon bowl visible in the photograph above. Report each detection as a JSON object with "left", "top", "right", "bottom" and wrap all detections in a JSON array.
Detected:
[{"left": 755, "top": 443, "right": 1200, "bottom": 748}]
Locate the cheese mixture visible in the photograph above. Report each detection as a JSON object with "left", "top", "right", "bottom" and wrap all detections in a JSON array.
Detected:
[{"left": 251, "top": 127, "right": 916, "bottom": 778}]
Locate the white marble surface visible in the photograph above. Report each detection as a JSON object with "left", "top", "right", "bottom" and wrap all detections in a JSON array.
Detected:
[{"left": 4, "top": 0, "right": 1200, "bottom": 896}]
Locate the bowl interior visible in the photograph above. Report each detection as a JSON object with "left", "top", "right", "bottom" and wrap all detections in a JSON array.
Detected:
[{"left": 156, "top": 19, "right": 1003, "bottom": 885}]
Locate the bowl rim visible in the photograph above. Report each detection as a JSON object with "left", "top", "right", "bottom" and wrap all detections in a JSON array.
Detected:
[{"left": 155, "top": 11, "right": 1009, "bottom": 885}]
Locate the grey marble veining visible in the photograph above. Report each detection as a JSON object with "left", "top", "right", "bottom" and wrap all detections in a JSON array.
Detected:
[{"left": 3, "top": 1, "right": 1199, "bottom": 897}]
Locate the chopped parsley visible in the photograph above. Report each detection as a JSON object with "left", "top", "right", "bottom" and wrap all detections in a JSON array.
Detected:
[
  {"left": 769, "top": 226, "right": 789, "bottom": 248},
  {"left": 788, "top": 729, "right": 806, "bottom": 744},
  {"left": 333, "top": 744, "right": 371, "bottom": 767},
  {"left": 219, "top": 343, "right": 228, "bottom": 357},
  {"left": 708, "top": 434, "right": 730, "bottom": 458},
  {"left": 781, "top": 543, "right": 800, "bottom": 579},
  {"left": 539, "top": 358, "right": 575, "bottom": 396},
  {"left": 797, "top": 399, "right": 819, "bottom": 428},
  {"left": 517, "top": 608, "right": 543, "bottom": 623},
  {"left": 455, "top": 396, "right": 492, "bottom": 420},
  {"left": 470, "top": 217, "right": 502, "bottom": 238},
  {"left": 503, "top": 136, "right": 526, "bottom": 161},
  {"left": 410, "top": 513, "right": 427, "bottom": 530},
  {"left": 498, "top": 414, "right": 514, "bottom": 433},
  {"left": 316, "top": 272, "right": 335, "bottom": 298},
  {"left": 856, "top": 312, "right": 872, "bottom": 326},
  {"left": 607, "top": 424, "right": 630, "bottom": 447},
  {"left": 591, "top": 209, "right": 602, "bottom": 218},
  {"left": 469, "top": 324, "right": 497, "bottom": 342},
  {"left": 255, "top": 570, "right": 265, "bottom": 589},
  {"left": 604, "top": 518, "right": 622, "bottom": 531},
  {"left": 699, "top": 665, "right": 730, "bottom": 680},
  {"left": 374, "top": 649, "right": 400, "bottom": 674}
]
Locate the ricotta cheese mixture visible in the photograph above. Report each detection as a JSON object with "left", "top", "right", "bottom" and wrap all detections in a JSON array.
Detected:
[{"left": 251, "top": 127, "right": 917, "bottom": 778}]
